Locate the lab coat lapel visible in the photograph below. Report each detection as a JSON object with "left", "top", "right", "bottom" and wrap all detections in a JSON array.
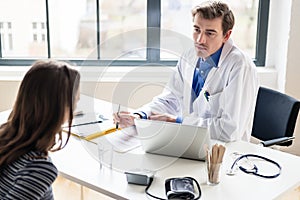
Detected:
[
  {"left": 191, "top": 65, "right": 222, "bottom": 118},
  {"left": 183, "top": 53, "right": 198, "bottom": 116},
  {"left": 202, "top": 67, "right": 218, "bottom": 93}
]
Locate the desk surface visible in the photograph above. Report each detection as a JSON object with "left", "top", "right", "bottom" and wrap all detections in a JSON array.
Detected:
[
  {"left": 50, "top": 136, "right": 300, "bottom": 200},
  {"left": 1, "top": 94, "right": 300, "bottom": 200}
]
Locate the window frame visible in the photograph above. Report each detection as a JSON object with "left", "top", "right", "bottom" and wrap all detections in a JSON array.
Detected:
[{"left": 0, "top": 0, "right": 269, "bottom": 66}]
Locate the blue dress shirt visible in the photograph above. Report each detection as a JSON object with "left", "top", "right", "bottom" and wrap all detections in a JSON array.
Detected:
[
  {"left": 192, "top": 46, "right": 223, "bottom": 100},
  {"left": 137, "top": 46, "right": 223, "bottom": 123},
  {"left": 177, "top": 46, "right": 223, "bottom": 123}
]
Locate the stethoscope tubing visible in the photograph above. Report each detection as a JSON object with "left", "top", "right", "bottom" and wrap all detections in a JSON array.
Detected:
[{"left": 230, "top": 154, "right": 281, "bottom": 179}]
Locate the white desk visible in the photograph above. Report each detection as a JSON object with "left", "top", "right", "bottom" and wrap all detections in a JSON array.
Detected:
[
  {"left": 1, "top": 95, "right": 300, "bottom": 199},
  {"left": 49, "top": 136, "right": 300, "bottom": 200}
]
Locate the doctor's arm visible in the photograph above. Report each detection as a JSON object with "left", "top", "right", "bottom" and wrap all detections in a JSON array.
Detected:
[
  {"left": 210, "top": 68, "right": 258, "bottom": 141},
  {"left": 137, "top": 61, "right": 185, "bottom": 121},
  {"left": 113, "top": 64, "right": 184, "bottom": 127}
]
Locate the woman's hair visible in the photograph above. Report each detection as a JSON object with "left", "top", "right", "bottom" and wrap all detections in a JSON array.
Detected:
[
  {"left": 191, "top": 1, "right": 235, "bottom": 36},
  {"left": 0, "top": 60, "right": 80, "bottom": 168}
]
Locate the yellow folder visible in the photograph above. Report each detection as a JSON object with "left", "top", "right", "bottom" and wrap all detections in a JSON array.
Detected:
[
  {"left": 63, "top": 127, "right": 121, "bottom": 141},
  {"left": 85, "top": 127, "right": 121, "bottom": 140}
]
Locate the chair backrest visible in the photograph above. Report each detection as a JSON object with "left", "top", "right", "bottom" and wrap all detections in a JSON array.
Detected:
[{"left": 251, "top": 87, "right": 300, "bottom": 146}]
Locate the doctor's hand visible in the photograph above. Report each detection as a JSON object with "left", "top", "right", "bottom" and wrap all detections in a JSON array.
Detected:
[
  {"left": 148, "top": 112, "right": 176, "bottom": 123},
  {"left": 113, "top": 111, "right": 140, "bottom": 128}
]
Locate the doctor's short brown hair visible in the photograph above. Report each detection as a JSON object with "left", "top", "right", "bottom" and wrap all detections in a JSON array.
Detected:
[{"left": 191, "top": 1, "right": 235, "bottom": 36}]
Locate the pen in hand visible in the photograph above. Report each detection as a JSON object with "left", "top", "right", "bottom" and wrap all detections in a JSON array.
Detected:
[{"left": 116, "top": 104, "right": 121, "bottom": 130}]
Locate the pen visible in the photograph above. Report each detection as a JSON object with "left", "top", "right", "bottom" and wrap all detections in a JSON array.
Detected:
[
  {"left": 69, "top": 120, "right": 102, "bottom": 128},
  {"left": 204, "top": 91, "right": 210, "bottom": 102},
  {"left": 116, "top": 104, "right": 121, "bottom": 129}
]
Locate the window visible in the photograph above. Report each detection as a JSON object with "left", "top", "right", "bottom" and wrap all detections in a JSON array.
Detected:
[
  {"left": 32, "top": 22, "right": 47, "bottom": 42},
  {"left": 32, "top": 22, "right": 37, "bottom": 29},
  {"left": 0, "top": 0, "right": 269, "bottom": 66},
  {"left": 0, "top": 21, "right": 13, "bottom": 52}
]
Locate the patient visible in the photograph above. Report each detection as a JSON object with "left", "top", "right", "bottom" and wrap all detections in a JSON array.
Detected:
[{"left": 0, "top": 60, "right": 80, "bottom": 199}]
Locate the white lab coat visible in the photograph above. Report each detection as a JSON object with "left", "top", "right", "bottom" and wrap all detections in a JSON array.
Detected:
[{"left": 140, "top": 38, "right": 259, "bottom": 142}]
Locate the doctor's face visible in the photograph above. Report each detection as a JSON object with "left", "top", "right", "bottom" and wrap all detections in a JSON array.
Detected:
[{"left": 193, "top": 14, "right": 231, "bottom": 59}]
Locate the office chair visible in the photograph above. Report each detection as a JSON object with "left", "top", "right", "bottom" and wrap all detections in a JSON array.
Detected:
[{"left": 251, "top": 87, "right": 300, "bottom": 147}]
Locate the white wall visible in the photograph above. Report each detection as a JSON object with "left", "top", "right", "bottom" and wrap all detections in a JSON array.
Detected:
[
  {"left": 264, "top": 0, "right": 300, "bottom": 155},
  {"left": 280, "top": 0, "right": 300, "bottom": 155},
  {"left": 0, "top": 66, "right": 277, "bottom": 112}
]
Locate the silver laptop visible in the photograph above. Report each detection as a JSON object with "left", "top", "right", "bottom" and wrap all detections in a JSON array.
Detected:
[{"left": 134, "top": 119, "right": 210, "bottom": 161}]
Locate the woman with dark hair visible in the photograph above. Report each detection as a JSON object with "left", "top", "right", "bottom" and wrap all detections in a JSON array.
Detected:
[{"left": 0, "top": 60, "right": 80, "bottom": 199}]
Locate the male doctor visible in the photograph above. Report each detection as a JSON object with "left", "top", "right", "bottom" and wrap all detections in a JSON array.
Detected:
[{"left": 114, "top": 1, "right": 259, "bottom": 142}]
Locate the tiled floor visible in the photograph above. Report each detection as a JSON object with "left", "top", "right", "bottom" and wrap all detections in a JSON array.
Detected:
[{"left": 52, "top": 176, "right": 115, "bottom": 200}]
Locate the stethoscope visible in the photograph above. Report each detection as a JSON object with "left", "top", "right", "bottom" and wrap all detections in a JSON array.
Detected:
[{"left": 227, "top": 154, "right": 281, "bottom": 178}]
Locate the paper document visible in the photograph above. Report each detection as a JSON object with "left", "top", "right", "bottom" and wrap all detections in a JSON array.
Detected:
[
  {"left": 64, "top": 120, "right": 141, "bottom": 152},
  {"left": 103, "top": 126, "right": 141, "bottom": 153}
]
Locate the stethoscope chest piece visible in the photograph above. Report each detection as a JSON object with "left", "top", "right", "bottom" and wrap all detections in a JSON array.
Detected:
[{"left": 226, "top": 168, "right": 238, "bottom": 176}]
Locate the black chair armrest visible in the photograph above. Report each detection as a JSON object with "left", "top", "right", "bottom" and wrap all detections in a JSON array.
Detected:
[{"left": 261, "top": 137, "right": 295, "bottom": 147}]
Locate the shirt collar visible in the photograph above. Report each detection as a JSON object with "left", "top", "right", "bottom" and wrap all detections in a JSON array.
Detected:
[{"left": 202, "top": 45, "right": 223, "bottom": 68}]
